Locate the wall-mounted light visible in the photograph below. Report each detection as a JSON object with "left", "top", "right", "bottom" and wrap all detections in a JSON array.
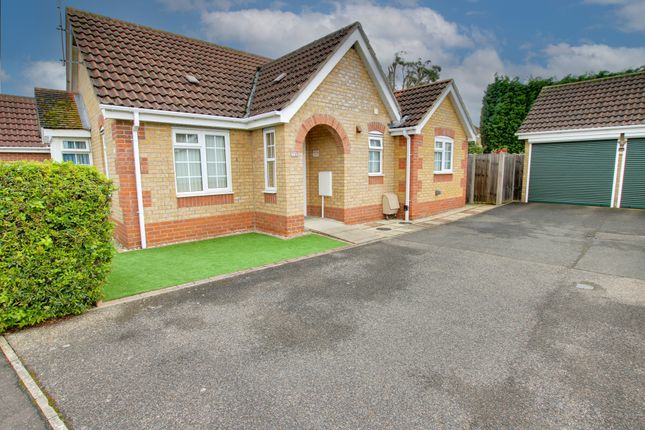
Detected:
[{"left": 356, "top": 125, "right": 362, "bottom": 133}]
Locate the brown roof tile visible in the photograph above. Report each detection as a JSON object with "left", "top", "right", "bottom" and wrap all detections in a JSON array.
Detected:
[
  {"left": 249, "top": 22, "right": 360, "bottom": 116},
  {"left": 67, "top": 8, "right": 269, "bottom": 118},
  {"left": 518, "top": 72, "right": 645, "bottom": 133},
  {"left": 0, "top": 95, "right": 44, "bottom": 148},
  {"left": 34, "top": 88, "right": 84, "bottom": 129},
  {"left": 68, "top": 8, "right": 363, "bottom": 119},
  {"left": 394, "top": 80, "right": 452, "bottom": 127}
]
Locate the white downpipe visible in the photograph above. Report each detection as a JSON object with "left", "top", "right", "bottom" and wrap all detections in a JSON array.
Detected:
[
  {"left": 131, "top": 110, "right": 147, "bottom": 249},
  {"left": 403, "top": 129, "right": 412, "bottom": 222},
  {"left": 616, "top": 139, "right": 628, "bottom": 208}
]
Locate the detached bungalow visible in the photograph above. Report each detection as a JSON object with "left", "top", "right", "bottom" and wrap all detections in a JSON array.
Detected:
[{"left": 62, "top": 8, "right": 476, "bottom": 249}]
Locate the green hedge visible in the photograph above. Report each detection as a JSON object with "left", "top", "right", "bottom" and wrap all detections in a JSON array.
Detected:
[{"left": 0, "top": 162, "right": 115, "bottom": 331}]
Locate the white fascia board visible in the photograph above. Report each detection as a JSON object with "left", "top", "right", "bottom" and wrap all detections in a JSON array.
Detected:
[
  {"left": 100, "top": 104, "right": 286, "bottom": 130},
  {"left": 415, "top": 84, "right": 477, "bottom": 142},
  {"left": 0, "top": 147, "right": 50, "bottom": 153},
  {"left": 389, "top": 127, "right": 419, "bottom": 136},
  {"left": 517, "top": 124, "right": 645, "bottom": 143},
  {"left": 42, "top": 128, "right": 92, "bottom": 138},
  {"left": 279, "top": 29, "right": 401, "bottom": 123}
]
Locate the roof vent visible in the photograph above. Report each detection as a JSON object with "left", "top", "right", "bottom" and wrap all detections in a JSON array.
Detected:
[
  {"left": 273, "top": 72, "right": 287, "bottom": 83},
  {"left": 185, "top": 74, "right": 199, "bottom": 84}
]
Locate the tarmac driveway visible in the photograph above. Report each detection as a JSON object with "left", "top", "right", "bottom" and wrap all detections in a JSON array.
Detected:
[{"left": 6, "top": 203, "right": 645, "bottom": 429}]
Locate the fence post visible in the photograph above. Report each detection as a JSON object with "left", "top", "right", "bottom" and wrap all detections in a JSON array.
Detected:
[
  {"left": 468, "top": 154, "right": 476, "bottom": 204},
  {"left": 495, "top": 152, "right": 505, "bottom": 205}
]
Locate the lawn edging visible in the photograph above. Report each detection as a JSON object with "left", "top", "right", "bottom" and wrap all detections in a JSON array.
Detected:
[{"left": 98, "top": 239, "right": 354, "bottom": 308}]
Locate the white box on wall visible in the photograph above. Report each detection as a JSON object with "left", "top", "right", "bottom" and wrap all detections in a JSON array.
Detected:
[{"left": 319, "top": 171, "right": 332, "bottom": 196}]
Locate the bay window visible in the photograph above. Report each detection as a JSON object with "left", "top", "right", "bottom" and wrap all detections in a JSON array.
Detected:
[
  {"left": 173, "top": 129, "right": 232, "bottom": 196},
  {"left": 434, "top": 136, "right": 453, "bottom": 173}
]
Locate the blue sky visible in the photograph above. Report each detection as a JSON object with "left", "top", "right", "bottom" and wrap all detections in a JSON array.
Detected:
[{"left": 2, "top": 0, "right": 644, "bottom": 122}]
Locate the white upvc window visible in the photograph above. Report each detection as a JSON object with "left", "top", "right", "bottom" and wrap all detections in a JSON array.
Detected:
[
  {"left": 172, "top": 128, "right": 232, "bottom": 196},
  {"left": 368, "top": 132, "right": 383, "bottom": 175},
  {"left": 263, "top": 128, "right": 277, "bottom": 192},
  {"left": 434, "top": 136, "right": 453, "bottom": 173},
  {"left": 61, "top": 140, "right": 91, "bottom": 165}
]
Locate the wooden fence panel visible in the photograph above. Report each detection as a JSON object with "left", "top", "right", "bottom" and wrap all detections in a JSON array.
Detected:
[{"left": 467, "top": 153, "right": 524, "bottom": 204}]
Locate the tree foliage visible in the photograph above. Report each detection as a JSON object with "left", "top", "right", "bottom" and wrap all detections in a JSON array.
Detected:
[
  {"left": 387, "top": 51, "right": 441, "bottom": 91},
  {"left": 480, "top": 67, "right": 645, "bottom": 153}
]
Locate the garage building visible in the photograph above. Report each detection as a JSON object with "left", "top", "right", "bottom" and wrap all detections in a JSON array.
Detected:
[{"left": 517, "top": 72, "right": 644, "bottom": 209}]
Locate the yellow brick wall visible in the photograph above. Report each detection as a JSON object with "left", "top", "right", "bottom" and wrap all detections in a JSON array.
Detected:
[
  {"left": 137, "top": 124, "right": 257, "bottom": 223},
  {"left": 419, "top": 96, "right": 468, "bottom": 202},
  {"left": 283, "top": 47, "right": 395, "bottom": 216},
  {"left": 76, "top": 56, "right": 123, "bottom": 223},
  {"left": 77, "top": 63, "right": 106, "bottom": 176},
  {"left": 305, "top": 126, "right": 345, "bottom": 209}
]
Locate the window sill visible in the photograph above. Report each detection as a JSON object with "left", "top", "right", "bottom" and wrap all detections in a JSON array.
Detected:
[
  {"left": 176, "top": 190, "right": 233, "bottom": 198},
  {"left": 433, "top": 171, "right": 453, "bottom": 175},
  {"left": 263, "top": 189, "right": 277, "bottom": 194},
  {"left": 368, "top": 173, "right": 384, "bottom": 177}
]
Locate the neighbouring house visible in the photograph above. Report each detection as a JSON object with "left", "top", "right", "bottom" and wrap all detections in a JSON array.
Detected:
[
  {"left": 63, "top": 8, "right": 476, "bottom": 249},
  {"left": 0, "top": 89, "right": 90, "bottom": 163},
  {"left": 517, "top": 72, "right": 645, "bottom": 209}
]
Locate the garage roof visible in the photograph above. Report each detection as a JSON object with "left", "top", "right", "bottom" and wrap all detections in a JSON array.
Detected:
[{"left": 518, "top": 72, "right": 645, "bottom": 133}]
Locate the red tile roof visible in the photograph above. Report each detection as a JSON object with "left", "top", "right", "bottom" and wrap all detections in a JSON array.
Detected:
[
  {"left": 394, "top": 80, "right": 452, "bottom": 127},
  {"left": 67, "top": 8, "right": 269, "bottom": 118},
  {"left": 249, "top": 22, "right": 359, "bottom": 116},
  {"left": 518, "top": 72, "right": 645, "bottom": 133},
  {"left": 0, "top": 95, "right": 44, "bottom": 148},
  {"left": 67, "top": 9, "right": 364, "bottom": 119},
  {"left": 34, "top": 88, "right": 84, "bottom": 129}
]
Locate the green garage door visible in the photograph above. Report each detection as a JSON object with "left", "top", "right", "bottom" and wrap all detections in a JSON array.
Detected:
[
  {"left": 620, "top": 138, "right": 645, "bottom": 209},
  {"left": 529, "top": 140, "right": 617, "bottom": 206}
]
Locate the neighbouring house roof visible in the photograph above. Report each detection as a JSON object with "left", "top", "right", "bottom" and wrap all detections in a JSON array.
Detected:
[
  {"left": 394, "top": 79, "right": 452, "bottom": 127},
  {"left": 248, "top": 22, "right": 360, "bottom": 116},
  {"left": 0, "top": 95, "right": 45, "bottom": 148},
  {"left": 34, "top": 88, "right": 84, "bottom": 129},
  {"left": 67, "top": 9, "right": 392, "bottom": 121},
  {"left": 518, "top": 72, "right": 645, "bottom": 134}
]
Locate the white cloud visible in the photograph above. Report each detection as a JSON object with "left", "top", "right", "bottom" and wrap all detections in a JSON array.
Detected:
[
  {"left": 584, "top": 0, "right": 645, "bottom": 32},
  {"left": 512, "top": 43, "right": 645, "bottom": 79},
  {"left": 22, "top": 60, "right": 66, "bottom": 93},
  {"left": 194, "top": 1, "right": 645, "bottom": 123}
]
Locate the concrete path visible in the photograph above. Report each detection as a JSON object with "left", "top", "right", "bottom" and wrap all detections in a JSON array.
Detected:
[
  {"left": 0, "top": 354, "right": 47, "bottom": 430},
  {"left": 305, "top": 204, "right": 496, "bottom": 243},
  {"left": 5, "top": 203, "right": 645, "bottom": 429}
]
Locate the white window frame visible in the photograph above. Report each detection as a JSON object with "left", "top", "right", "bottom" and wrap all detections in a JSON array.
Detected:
[
  {"left": 172, "top": 127, "right": 233, "bottom": 197},
  {"left": 263, "top": 128, "right": 277, "bottom": 193},
  {"left": 434, "top": 136, "right": 454, "bottom": 174},
  {"left": 368, "top": 132, "right": 383, "bottom": 176},
  {"left": 51, "top": 138, "right": 92, "bottom": 165}
]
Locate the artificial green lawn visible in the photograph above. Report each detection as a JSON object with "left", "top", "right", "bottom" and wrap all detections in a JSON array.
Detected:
[{"left": 104, "top": 232, "right": 345, "bottom": 300}]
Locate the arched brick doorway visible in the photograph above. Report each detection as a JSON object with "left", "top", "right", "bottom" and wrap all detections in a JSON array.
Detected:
[{"left": 298, "top": 115, "right": 348, "bottom": 220}]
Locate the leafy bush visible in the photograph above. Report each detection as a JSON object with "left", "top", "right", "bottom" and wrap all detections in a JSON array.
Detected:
[
  {"left": 0, "top": 162, "right": 115, "bottom": 331},
  {"left": 468, "top": 141, "right": 483, "bottom": 154}
]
